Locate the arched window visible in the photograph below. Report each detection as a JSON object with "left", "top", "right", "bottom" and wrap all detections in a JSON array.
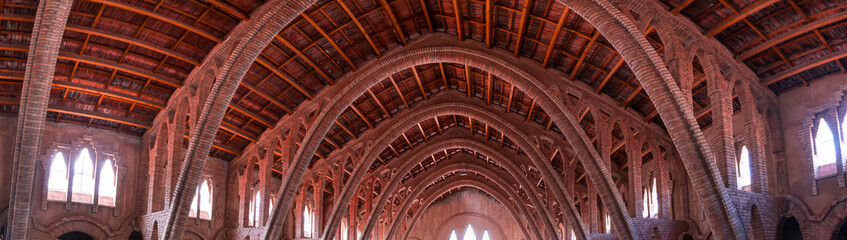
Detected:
[
  {"left": 604, "top": 213, "right": 612, "bottom": 233},
  {"left": 303, "top": 205, "right": 314, "bottom": 237},
  {"left": 462, "top": 225, "right": 476, "bottom": 240},
  {"left": 481, "top": 230, "right": 490, "bottom": 240},
  {"left": 814, "top": 118, "right": 837, "bottom": 177},
  {"left": 570, "top": 229, "right": 576, "bottom": 240},
  {"left": 189, "top": 189, "right": 199, "bottom": 218},
  {"left": 47, "top": 152, "right": 68, "bottom": 201},
  {"left": 98, "top": 159, "right": 117, "bottom": 206},
  {"left": 249, "top": 190, "right": 261, "bottom": 227},
  {"left": 448, "top": 230, "right": 458, "bottom": 240},
  {"left": 198, "top": 180, "right": 212, "bottom": 219},
  {"left": 72, "top": 148, "right": 95, "bottom": 203},
  {"left": 189, "top": 179, "right": 212, "bottom": 220},
  {"left": 340, "top": 219, "right": 348, "bottom": 240},
  {"left": 642, "top": 176, "right": 659, "bottom": 218},
  {"left": 737, "top": 146, "right": 752, "bottom": 190},
  {"left": 268, "top": 195, "right": 275, "bottom": 217}
]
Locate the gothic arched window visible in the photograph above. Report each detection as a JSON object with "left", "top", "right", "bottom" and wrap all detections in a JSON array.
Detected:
[
  {"left": 481, "top": 230, "right": 490, "bottom": 240},
  {"left": 737, "top": 146, "right": 752, "bottom": 190},
  {"left": 189, "top": 179, "right": 212, "bottom": 220},
  {"left": 814, "top": 118, "right": 837, "bottom": 177},
  {"left": 47, "top": 152, "right": 68, "bottom": 201},
  {"left": 72, "top": 148, "right": 95, "bottom": 203},
  {"left": 303, "top": 204, "right": 314, "bottom": 237},
  {"left": 462, "top": 225, "right": 476, "bottom": 240},
  {"left": 249, "top": 190, "right": 261, "bottom": 226},
  {"left": 340, "top": 218, "right": 348, "bottom": 240},
  {"left": 448, "top": 230, "right": 458, "bottom": 240},
  {"left": 98, "top": 159, "right": 117, "bottom": 206}
]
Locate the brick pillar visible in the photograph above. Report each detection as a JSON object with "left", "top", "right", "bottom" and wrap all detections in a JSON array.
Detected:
[
  {"left": 736, "top": 82, "right": 772, "bottom": 193},
  {"left": 259, "top": 145, "right": 274, "bottom": 226},
  {"left": 652, "top": 143, "right": 671, "bottom": 219},
  {"left": 5, "top": 0, "right": 72, "bottom": 238},
  {"left": 704, "top": 60, "right": 737, "bottom": 189},
  {"left": 627, "top": 137, "right": 643, "bottom": 218}
]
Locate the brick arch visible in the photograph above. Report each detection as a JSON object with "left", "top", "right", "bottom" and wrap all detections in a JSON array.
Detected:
[
  {"left": 400, "top": 177, "right": 534, "bottom": 240},
  {"left": 360, "top": 133, "right": 567, "bottom": 240},
  {"left": 388, "top": 159, "right": 558, "bottom": 240},
  {"left": 43, "top": 217, "right": 111, "bottom": 239},
  {"left": 265, "top": 37, "right": 632, "bottom": 240},
  {"left": 303, "top": 93, "right": 586, "bottom": 240},
  {"left": 563, "top": 0, "right": 747, "bottom": 237},
  {"left": 388, "top": 160, "right": 544, "bottom": 240}
]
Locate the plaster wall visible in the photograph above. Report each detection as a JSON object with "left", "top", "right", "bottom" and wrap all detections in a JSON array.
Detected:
[{"left": 779, "top": 73, "right": 847, "bottom": 216}]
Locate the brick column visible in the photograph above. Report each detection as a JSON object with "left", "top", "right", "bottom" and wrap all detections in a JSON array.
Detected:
[
  {"left": 627, "top": 137, "right": 643, "bottom": 218},
  {"left": 5, "top": 0, "right": 72, "bottom": 238},
  {"left": 704, "top": 58, "right": 737, "bottom": 189}
]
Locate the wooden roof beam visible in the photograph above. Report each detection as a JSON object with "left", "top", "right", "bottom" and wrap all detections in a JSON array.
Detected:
[
  {"left": 705, "top": 0, "right": 779, "bottom": 38},
  {"left": 350, "top": 104, "right": 374, "bottom": 128},
  {"left": 205, "top": 0, "right": 249, "bottom": 20},
  {"left": 513, "top": 0, "right": 533, "bottom": 57},
  {"left": 368, "top": 89, "right": 392, "bottom": 118},
  {"left": 411, "top": 67, "right": 428, "bottom": 100},
  {"left": 255, "top": 58, "right": 314, "bottom": 100},
  {"left": 336, "top": 0, "right": 381, "bottom": 57},
  {"left": 485, "top": 0, "right": 494, "bottom": 48},
  {"left": 738, "top": 11, "right": 847, "bottom": 61},
  {"left": 542, "top": 8, "right": 570, "bottom": 67},
  {"left": 0, "top": 96, "right": 149, "bottom": 129},
  {"left": 389, "top": 76, "right": 411, "bottom": 109},
  {"left": 378, "top": 0, "right": 408, "bottom": 45},
  {"left": 419, "top": 0, "right": 434, "bottom": 32},
  {"left": 85, "top": 0, "right": 222, "bottom": 43},
  {"left": 0, "top": 43, "right": 182, "bottom": 88},
  {"left": 300, "top": 13, "right": 357, "bottom": 71},
  {"left": 569, "top": 31, "right": 599, "bottom": 80},
  {"left": 453, "top": 0, "right": 465, "bottom": 41},
  {"left": 672, "top": 0, "right": 695, "bottom": 15},
  {"left": 762, "top": 48, "right": 847, "bottom": 86}
]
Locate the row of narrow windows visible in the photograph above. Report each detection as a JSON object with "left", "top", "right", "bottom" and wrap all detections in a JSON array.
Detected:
[
  {"left": 46, "top": 149, "right": 116, "bottom": 206},
  {"left": 448, "top": 225, "right": 491, "bottom": 240}
]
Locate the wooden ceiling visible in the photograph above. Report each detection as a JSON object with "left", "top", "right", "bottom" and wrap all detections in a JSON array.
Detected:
[{"left": 0, "top": 0, "right": 843, "bottom": 160}]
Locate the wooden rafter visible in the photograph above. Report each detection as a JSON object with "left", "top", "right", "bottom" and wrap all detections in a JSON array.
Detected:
[
  {"left": 737, "top": 11, "right": 847, "bottom": 61},
  {"left": 453, "top": 0, "right": 465, "bottom": 41},
  {"left": 762, "top": 48, "right": 847, "bottom": 86},
  {"left": 542, "top": 8, "right": 569, "bottom": 67},
  {"left": 569, "top": 31, "right": 599, "bottom": 80},
  {"left": 368, "top": 89, "right": 392, "bottom": 118},
  {"left": 485, "top": 0, "right": 494, "bottom": 48},
  {"left": 205, "top": 0, "right": 248, "bottom": 20},
  {"left": 336, "top": 0, "right": 381, "bottom": 57},
  {"left": 255, "top": 58, "right": 314, "bottom": 100},
  {"left": 300, "top": 13, "right": 357, "bottom": 70},
  {"left": 86, "top": 0, "right": 222, "bottom": 43},
  {"left": 411, "top": 67, "right": 428, "bottom": 100},
  {"left": 378, "top": 0, "right": 408, "bottom": 45},
  {"left": 705, "top": 0, "right": 780, "bottom": 38},
  {"left": 672, "top": 0, "right": 695, "bottom": 15},
  {"left": 419, "top": 0, "right": 434, "bottom": 32},
  {"left": 390, "top": 76, "right": 411, "bottom": 109},
  {"left": 513, "top": 0, "right": 533, "bottom": 56},
  {"left": 275, "top": 36, "right": 333, "bottom": 83}
]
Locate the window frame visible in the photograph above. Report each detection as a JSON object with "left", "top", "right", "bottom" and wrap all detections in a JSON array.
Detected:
[{"left": 40, "top": 136, "right": 122, "bottom": 215}]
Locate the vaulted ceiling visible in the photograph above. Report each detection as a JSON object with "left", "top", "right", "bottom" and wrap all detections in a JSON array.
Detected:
[{"left": 1, "top": 0, "right": 844, "bottom": 160}]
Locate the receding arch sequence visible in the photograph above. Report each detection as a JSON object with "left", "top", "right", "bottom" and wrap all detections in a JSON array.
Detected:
[
  {"left": 360, "top": 131, "right": 564, "bottom": 240},
  {"left": 264, "top": 35, "right": 633, "bottom": 240},
  {"left": 305, "top": 91, "right": 586, "bottom": 240}
]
